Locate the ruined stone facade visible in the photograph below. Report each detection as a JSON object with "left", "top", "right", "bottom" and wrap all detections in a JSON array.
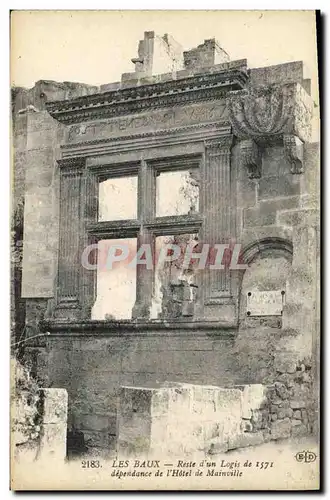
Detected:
[{"left": 12, "top": 31, "right": 319, "bottom": 455}]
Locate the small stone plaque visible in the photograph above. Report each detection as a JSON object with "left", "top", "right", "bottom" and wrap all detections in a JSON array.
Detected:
[{"left": 246, "top": 290, "right": 284, "bottom": 316}]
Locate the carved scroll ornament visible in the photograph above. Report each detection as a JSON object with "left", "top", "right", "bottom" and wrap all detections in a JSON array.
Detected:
[
  {"left": 227, "top": 82, "right": 312, "bottom": 142},
  {"left": 227, "top": 82, "right": 313, "bottom": 175}
]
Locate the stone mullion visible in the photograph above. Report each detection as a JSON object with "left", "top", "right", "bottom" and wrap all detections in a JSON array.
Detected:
[{"left": 132, "top": 160, "right": 155, "bottom": 319}]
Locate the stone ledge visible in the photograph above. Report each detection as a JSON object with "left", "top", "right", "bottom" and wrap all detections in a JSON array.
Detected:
[{"left": 40, "top": 319, "right": 238, "bottom": 336}]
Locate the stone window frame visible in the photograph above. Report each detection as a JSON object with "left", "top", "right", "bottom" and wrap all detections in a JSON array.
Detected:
[
  {"left": 59, "top": 154, "right": 203, "bottom": 321},
  {"left": 54, "top": 132, "right": 236, "bottom": 326}
]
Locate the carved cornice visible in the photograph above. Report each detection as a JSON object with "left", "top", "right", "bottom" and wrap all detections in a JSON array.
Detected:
[
  {"left": 46, "top": 69, "right": 247, "bottom": 124},
  {"left": 227, "top": 82, "right": 313, "bottom": 144},
  {"left": 240, "top": 139, "right": 262, "bottom": 179},
  {"left": 283, "top": 134, "right": 304, "bottom": 174}
]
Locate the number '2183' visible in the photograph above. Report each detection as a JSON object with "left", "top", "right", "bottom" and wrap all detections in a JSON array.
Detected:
[{"left": 81, "top": 460, "right": 101, "bottom": 468}]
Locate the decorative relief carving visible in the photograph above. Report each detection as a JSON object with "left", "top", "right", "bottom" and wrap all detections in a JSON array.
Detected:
[
  {"left": 67, "top": 102, "right": 228, "bottom": 143},
  {"left": 227, "top": 82, "right": 312, "bottom": 144},
  {"left": 239, "top": 139, "right": 262, "bottom": 179},
  {"left": 283, "top": 134, "right": 304, "bottom": 174}
]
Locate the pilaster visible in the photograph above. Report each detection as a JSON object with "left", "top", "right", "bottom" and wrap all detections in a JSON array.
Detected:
[
  {"left": 55, "top": 158, "right": 85, "bottom": 319},
  {"left": 195, "top": 135, "right": 236, "bottom": 322}
]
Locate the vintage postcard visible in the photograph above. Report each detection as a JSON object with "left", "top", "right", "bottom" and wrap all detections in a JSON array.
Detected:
[{"left": 10, "top": 10, "right": 320, "bottom": 490}]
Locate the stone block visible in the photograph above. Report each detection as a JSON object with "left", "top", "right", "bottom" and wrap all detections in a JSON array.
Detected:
[
  {"left": 249, "top": 61, "right": 304, "bottom": 88},
  {"left": 237, "top": 179, "right": 257, "bottom": 208},
  {"left": 261, "top": 146, "right": 290, "bottom": 177},
  {"left": 277, "top": 373, "right": 295, "bottom": 387},
  {"left": 243, "top": 206, "right": 276, "bottom": 228},
  {"left": 293, "top": 410, "right": 302, "bottom": 419},
  {"left": 291, "top": 419, "right": 302, "bottom": 427},
  {"left": 228, "top": 431, "right": 264, "bottom": 450},
  {"left": 241, "top": 419, "right": 252, "bottom": 432},
  {"left": 150, "top": 416, "right": 169, "bottom": 450},
  {"left": 278, "top": 400, "right": 290, "bottom": 409},
  {"left": 38, "top": 423, "right": 67, "bottom": 461},
  {"left": 151, "top": 389, "right": 169, "bottom": 416},
  {"left": 259, "top": 175, "right": 300, "bottom": 200},
  {"left": 39, "top": 388, "right": 68, "bottom": 424},
  {"left": 291, "top": 424, "right": 308, "bottom": 437},
  {"left": 99, "top": 81, "right": 121, "bottom": 92},
  {"left": 119, "top": 387, "right": 153, "bottom": 418},
  {"left": 277, "top": 208, "right": 319, "bottom": 228},
  {"left": 274, "top": 353, "right": 297, "bottom": 374},
  {"left": 277, "top": 408, "right": 293, "bottom": 419},
  {"left": 270, "top": 418, "right": 291, "bottom": 439},
  {"left": 275, "top": 382, "right": 290, "bottom": 400},
  {"left": 207, "top": 438, "right": 229, "bottom": 455},
  {"left": 235, "top": 384, "right": 266, "bottom": 419},
  {"left": 116, "top": 383, "right": 245, "bottom": 456},
  {"left": 290, "top": 400, "right": 306, "bottom": 409},
  {"left": 265, "top": 196, "right": 300, "bottom": 214}
]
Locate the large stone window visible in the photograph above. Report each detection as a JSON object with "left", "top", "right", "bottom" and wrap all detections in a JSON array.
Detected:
[
  {"left": 55, "top": 156, "right": 205, "bottom": 320},
  {"left": 55, "top": 134, "right": 235, "bottom": 324}
]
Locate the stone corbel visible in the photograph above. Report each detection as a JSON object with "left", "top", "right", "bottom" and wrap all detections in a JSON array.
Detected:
[
  {"left": 239, "top": 139, "right": 262, "bottom": 179},
  {"left": 283, "top": 134, "right": 304, "bottom": 174}
]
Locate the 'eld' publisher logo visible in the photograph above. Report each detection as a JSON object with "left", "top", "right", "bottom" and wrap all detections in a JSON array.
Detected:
[{"left": 295, "top": 451, "right": 317, "bottom": 463}]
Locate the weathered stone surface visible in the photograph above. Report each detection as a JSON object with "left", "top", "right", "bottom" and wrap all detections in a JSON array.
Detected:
[
  {"left": 244, "top": 206, "right": 276, "bottom": 228},
  {"left": 277, "top": 373, "right": 295, "bottom": 387},
  {"left": 274, "top": 353, "right": 298, "bottom": 374},
  {"left": 39, "top": 388, "right": 68, "bottom": 424},
  {"left": 207, "top": 438, "right": 229, "bottom": 455},
  {"left": 38, "top": 423, "right": 67, "bottom": 461},
  {"left": 290, "top": 400, "right": 306, "bottom": 409},
  {"left": 259, "top": 175, "right": 300, "bottom": 200},
  {"left": 270, "top": 418, "right": 291, "bottom": 439},
  {"left": 228, "top": 431, "right": 264, "bottom": 450},
  {"left": 291, "top": 424, "right": 308, "bottom": 437},
  {"left": 241, "top": 419, "right": 253, "bottom": 432},
  {"left": 277, "top": 408, "right": 293, "bottom": 419},
  {"left": 275, "top": 382, "right": 290, "bottom": 400},
  {"left": 116, "top": 383, "right": 245, "bottom": 456}
]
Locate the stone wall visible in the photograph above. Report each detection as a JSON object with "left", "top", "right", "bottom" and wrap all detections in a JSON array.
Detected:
[
  {"left": 42, "top": 334, "right": 236, "bottom": 451},
  {"left": 11, "top": 358, "right": 68, "bottom": 463},
  {"left": 116, "top": 377, "right": 315, "bottom": 458}
]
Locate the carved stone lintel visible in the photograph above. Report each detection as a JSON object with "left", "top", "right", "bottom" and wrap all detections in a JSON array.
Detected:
[
  {"left": 240, "top": 139, "right": 262, "bottom": 179},
  {"left": 283, "top": 134, "right": 304, "bottom": 174}
]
